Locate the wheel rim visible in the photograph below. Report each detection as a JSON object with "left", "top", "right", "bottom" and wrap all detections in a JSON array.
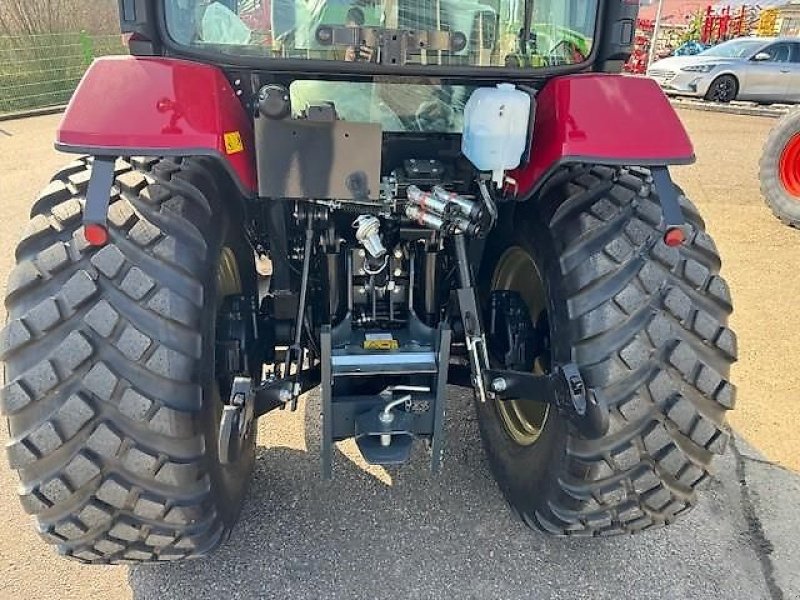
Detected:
[
  {"left": 217, "top": 247, "right": 243, "bottom": 302},
  {"left": 490, "top": 247, "right": 550, "bottom": 446},
  {"left": 713, "top": 78, "right": 734, "bottom": 102},
  {"left": 779, "top": 133, "right": 800, "bottom": 198},
  {"left": 214, "top": 246, "right": 248, "bottom": 463}
]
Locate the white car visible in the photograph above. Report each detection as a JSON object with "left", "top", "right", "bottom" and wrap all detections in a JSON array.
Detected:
[{"left": 647, "top": 37, "right": 800, "bottom": 103}]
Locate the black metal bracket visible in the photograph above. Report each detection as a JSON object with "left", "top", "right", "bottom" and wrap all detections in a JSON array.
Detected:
[
  {"left": 252, "top": 365, "right": 321, "bottom": 418},
  {"left": 218, "top": 376, "right": 256, "bottom": 465},
  {"left": 453, "top": 235, "right": 491, "bottom": 403},
  {"left": 314, "top": 26, "right": 466, "bottom": 65},
  {"left": 484, "top": 363, "right": 609, "bottom": 439},
  {"left": 650, "top": 167, "right": 685, "bottom": 230},
  {"left": 84, "top": 156, "right": 116, "bottom": 229}
]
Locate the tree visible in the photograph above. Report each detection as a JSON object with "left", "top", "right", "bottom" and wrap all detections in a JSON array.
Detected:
[
  {"left": 680, "top": 9, "right": 704, "bottom": 45},
  {"left": 0, "top": 0, "right": 119, "bottom": 35}
]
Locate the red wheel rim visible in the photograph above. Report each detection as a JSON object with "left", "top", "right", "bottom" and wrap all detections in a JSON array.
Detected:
[{"left": 779, "top": 134, "right": 800, "bottom": 198}]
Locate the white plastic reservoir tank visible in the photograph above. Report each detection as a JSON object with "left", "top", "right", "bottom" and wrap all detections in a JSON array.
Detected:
[{"left": 461, "top": 84, "right": 532, "bottom": 185}]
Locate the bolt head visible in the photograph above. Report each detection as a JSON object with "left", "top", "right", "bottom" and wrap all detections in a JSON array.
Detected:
[{"left": 491, "top": 377, "right": 508, "bottom": 393}]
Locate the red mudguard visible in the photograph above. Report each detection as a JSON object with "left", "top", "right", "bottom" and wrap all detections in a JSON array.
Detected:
[
  {"left": 56, "top": 56, "right": 256, "bottom": 193},
  {"left": 58, "top": 60, "right": 690, "bottom": 199},
  {"left": 511, "top": 74, "right": 694, "bottom": 197}
]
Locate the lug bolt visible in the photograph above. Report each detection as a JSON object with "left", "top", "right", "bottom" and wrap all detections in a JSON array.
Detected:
[{"left": 491, "top": 377, "right": 508, "bottom": 393}]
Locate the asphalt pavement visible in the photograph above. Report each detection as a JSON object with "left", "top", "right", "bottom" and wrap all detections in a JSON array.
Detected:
[
  {"left": 0, "top": 111, "right": 798, "bottom": 600},
  {"left": 129, "top": 393, "right": 790, "bottom": 600}
]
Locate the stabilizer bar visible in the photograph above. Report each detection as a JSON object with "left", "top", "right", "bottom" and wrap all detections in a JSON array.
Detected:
[{"left": 484, "top": 364, "right": 610, "bottom": 439}]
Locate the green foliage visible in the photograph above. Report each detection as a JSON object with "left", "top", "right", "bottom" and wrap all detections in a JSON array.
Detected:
[
  {"left": 0, "top": 32, "right": 126, "bottom": 114},
  {"left": 679, "top": 10, "right": 704, "bottom": 45}
]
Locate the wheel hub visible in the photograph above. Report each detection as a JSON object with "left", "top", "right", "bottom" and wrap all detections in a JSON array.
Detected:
[
  {"left": 779, "top": 133, "right": 800, "bottom": 198},
  {"left": 712, "top": 79, "right": 734, "bottom": 102},
  {"left": 489, "top": 247, "right": 550, "bottom": 446}
]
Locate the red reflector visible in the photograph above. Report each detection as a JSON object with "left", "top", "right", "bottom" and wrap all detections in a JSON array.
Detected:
[
  {"left": 664, "top": 227, "right": 685, "bottom": 247},
  {"left": 85, "top": 224, "right": 109, "bottom": 247}
]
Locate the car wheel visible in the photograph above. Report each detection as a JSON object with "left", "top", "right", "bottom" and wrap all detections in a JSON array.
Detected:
[{"left": 704, "top": 75, "right": 738, "bottom": 103}]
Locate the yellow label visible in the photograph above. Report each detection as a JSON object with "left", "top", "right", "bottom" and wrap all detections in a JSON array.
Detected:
[
  {"left": 224, "top": 131, "right": 244, "bottom": 155},
  {"left": 363, "top": 339, "right": 399, "bottom": 351}
]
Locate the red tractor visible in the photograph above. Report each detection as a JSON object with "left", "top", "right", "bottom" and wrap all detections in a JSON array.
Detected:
[
  {"left": 1, "top": 0, "right": 736, "bottom": 563},
  {"left": 761, "top": 108, "right": 800, "bottom": 227}
]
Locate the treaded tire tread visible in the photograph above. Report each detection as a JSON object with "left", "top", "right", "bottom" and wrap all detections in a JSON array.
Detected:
[
  {"left": 478, "top": 165, "right": 737, "bottom": 536},
  {"left": 759, "top": 108, "right": 800, "bottom": 228},
  {"left": 1, "top": 157, "right": 251, "bottom": 563}
]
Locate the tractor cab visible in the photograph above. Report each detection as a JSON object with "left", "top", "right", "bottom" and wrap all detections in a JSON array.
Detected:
[
  {"left": 161, "top": 0, "right": 597, "bottom": 68},
  {"left": 152, "top": 0, "right": 614, "bottom": 149}
]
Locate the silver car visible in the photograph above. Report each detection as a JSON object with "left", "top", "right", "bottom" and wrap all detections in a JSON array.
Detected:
[{"left": 647, "top": 37, "right": 800, "bottom": 104}]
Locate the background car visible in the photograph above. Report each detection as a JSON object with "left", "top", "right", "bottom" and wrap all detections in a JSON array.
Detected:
[{"left": 647, "top": 37, "right": 800, "bottom": 103}]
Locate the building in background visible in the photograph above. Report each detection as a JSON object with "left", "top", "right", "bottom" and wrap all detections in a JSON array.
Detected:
[{"left": 776, "top": 0, "right": 800, "bottom": 35}]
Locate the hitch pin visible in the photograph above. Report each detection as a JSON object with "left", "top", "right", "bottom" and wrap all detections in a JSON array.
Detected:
[{"left": 378, "top": 395, "right": 412, "bottom": 447}]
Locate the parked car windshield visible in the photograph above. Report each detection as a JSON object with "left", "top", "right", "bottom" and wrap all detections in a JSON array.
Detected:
[
  {"left": 163, "top": 0, "right": 598, "bottom": 69},
  {"left": 699, "top": 39, "right": 766, "bottom": 59}
]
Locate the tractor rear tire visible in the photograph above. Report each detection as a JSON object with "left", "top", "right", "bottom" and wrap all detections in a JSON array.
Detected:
[
  {"left": 477, "top": 165, "right": 736, "bottom": 535},
  {"left": 759, "top": 108, "right": 800, "bottom": 228},
  {"left": 0, "top": 157, "right": 256, "bottom": 563}
]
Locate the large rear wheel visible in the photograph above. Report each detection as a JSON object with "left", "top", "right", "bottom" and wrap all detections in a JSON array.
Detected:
[
  {"left": 760, "top": 108, "right": 800, "bottom": 227},
  {"left": 477, "top": 165, "right": 737, "bottom": 535},
  {"left": 1, "top": 157, "right": 256, "bottom": 562}
]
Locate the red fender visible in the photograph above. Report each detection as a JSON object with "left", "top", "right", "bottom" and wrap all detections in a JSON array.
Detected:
[
  {"left": 510, "top": 74, "right": 694, "bottom": 197},
  {"left": 57, "top": 56, "right": 256, "bottom": 194}
]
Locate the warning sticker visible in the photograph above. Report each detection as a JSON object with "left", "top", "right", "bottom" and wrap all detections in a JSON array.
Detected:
[
  {"left": 224, "top": 131, "right": 244, "bottom": 155},
  {"left": 364, "top": 333, "right": 398, "bottom": 350},
  {"left": 364, "top": 339, "right": 399, "bottom": 350}
]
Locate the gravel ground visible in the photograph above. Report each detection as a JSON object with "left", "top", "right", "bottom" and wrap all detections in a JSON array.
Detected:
[{"left": 0, "top": 110, "right": 798, "bottom": 600}]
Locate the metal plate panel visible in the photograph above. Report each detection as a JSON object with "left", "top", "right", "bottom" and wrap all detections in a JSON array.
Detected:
[{"left": 256, "top": 118, "right": 382, "bottom": 200}]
